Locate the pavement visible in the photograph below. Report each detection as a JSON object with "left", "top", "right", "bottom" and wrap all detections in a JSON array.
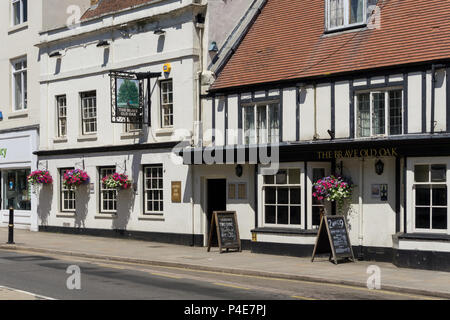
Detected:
[{"left": 0, "top": 228, "right": 449, "bottom": 299}]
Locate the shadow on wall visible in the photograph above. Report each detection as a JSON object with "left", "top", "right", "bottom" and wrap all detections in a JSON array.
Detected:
[
  {"left": 113, "top": 188, "right": 135, "bottom": 230},
  {"left": 37, "top": 184, "right": 53, "bottom": 226},
  {"left": 74, "top": 185, "right": 89, "bottom": 228}
]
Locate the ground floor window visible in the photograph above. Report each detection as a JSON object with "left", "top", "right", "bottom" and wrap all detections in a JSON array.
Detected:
[
  {"left": 99, "top": 167, "right": 117, "bottom": 213},
  {"left": 144, "top": 164, "right": 163, "bottom": 214},
  {"left": 413, "top": 164, "right": 448, "bottom": 231},
  {"left": 3, "top": 169, "right": 30, "bottom": 210},
  {"left": 60, "top": 168, "right": 76, "bottom": 212},
  {"left": 262, "top": 168, "right": 302, "bottom": 226}
]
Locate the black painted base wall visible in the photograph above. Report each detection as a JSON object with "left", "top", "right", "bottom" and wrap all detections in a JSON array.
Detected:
[
  {"left": 250, "top": 241, "right": 450, "bottom": 272},
  {"left": 39, "top": 225, "right": 204, "bottom": 247}
]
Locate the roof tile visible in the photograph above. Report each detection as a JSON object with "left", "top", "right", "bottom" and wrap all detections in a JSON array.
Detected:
[{"left": 212, "top": 0, "right": 450, "bottom": 91}]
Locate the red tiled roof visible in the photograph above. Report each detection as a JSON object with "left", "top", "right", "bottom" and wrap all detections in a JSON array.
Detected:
[
  {"left": 212, "top": 0, "right": 450, "bottom": 91},
  {"left": 81, "top": 0, "right": 156, "bottom": 20}
]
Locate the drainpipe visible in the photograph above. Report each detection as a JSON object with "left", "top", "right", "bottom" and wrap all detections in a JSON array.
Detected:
[{"left": 358, "top": 158, "right": 364, "bottom": 260}]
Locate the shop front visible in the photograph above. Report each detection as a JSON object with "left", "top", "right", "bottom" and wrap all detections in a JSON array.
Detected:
[
  {"left": 0, "top": 127, "right": 38, "bottom": 231},
  {"left": 184, "top": 135, "right": 450, "bottom": 271}
]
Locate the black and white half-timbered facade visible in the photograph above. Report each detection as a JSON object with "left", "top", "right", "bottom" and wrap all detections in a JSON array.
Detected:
[{"left": 183, "top": 0, "right": 450, "bottom": 271}]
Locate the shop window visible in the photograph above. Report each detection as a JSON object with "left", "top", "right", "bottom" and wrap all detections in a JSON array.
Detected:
[
  {"left": 326, "top": 0, "right": 366, "bottom": 31},
  {"left": 11, "top": 0, "right": 27, "bottom": 26},
  {"left": 356, "top": 89, "right": 403, "bottom": 138},
  {"left": 3, "top": 169, "right": 30, "bottom": 210},
  {"left": 99, "top": 167, "right": 117, "bottom": 213},
  {"left": 243, "top": 102, "right": 280, "bottom": 145},
  {"left": 413, "top": 164, "right": 447, "bottom": 231},
  {"left": 80, "top": 91, "right": 97, "bottom": 134},
  {"left": 60, "top": 168, "right": 75, "bottom": 212},
  {"left": 263, "top": 168, "right": 301, "bottom": 226},
  {"left": 12, "top": 57, "right": 27, "bottom": 111},
  {"left": 144, "top": 164, "right": 163, "bottom": 214},
  {"left": 56, "top": 95, "right": 67, "bottom": 137},
  {"left": 160, "top": 80, "right": 173, "bottom": 128}
]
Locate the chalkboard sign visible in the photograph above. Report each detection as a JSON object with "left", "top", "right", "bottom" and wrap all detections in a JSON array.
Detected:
[
  {"left": 311, "top": 215, "right": 354, "bottom": 264},
  {"left": 207, "top": 211, "right": 241, "bottom": 253}
]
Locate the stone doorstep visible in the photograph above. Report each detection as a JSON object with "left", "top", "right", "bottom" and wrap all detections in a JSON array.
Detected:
[{"left": 0, "top": 244, "right": 449, "bottom": 300}]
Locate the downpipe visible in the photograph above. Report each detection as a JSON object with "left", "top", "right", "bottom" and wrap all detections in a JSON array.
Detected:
[{"left": 358, "top": 158, "right": 364, "bottom": 260}]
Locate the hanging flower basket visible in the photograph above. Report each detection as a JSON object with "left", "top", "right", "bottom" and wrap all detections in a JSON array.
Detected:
[
  {"left": 63, "top": 169, "right": 90, "bottom": 189},
  {"left": 312, "top": 175, "right": 353, "bottom": 212},
  {"left": 27, "top": 170, "right": 53, "bottom": 187},
  {"left": 102, "top": 173, "right": 132, "bottom": 190}
]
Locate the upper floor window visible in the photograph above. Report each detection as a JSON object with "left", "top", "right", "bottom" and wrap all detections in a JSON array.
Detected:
[
  {"left": 12, "top": 58, "right": 27, "bottom": 111},
  {"left": 80, "top": 91, "right": 97, "bottom": 134},
  {"left": 326, "top": 0, "right": 366, "bottom": 31},
  {"left": 243, "top": 102, "right": 280, "bottom": 145},
  {"left": 56, "top": 95, "right": 67, "bottom": 137},
  {"left": 11, "top": 0, "right": 27, "bottom": 26},
  {"left": 356, "top": 89, "right": 403, "bottom": 138},
  {"left": 160, "top": 80, "right": 173, "bottom": 128}
]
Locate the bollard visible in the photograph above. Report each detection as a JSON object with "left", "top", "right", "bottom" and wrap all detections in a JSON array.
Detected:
[{"left": 7, "top": 207, "right": 14, "bottom": 244}]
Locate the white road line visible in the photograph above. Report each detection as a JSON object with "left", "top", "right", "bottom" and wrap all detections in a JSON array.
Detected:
[{"left": 0, "top": 285, "right": 56, "bottom": 300}]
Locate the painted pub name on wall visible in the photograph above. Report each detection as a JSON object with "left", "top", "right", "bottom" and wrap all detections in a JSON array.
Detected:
[{"left": 317, "top": 147, "right": 398, "bottom": 160}]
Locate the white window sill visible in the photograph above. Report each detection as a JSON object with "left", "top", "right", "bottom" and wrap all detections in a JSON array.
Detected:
[
  {"left": 7, "top": 110, "right": 28, "bottom": 119},
  {"left": 120, "top": 131, "right": 143, "bottom": 140},
  {"left": 56, "top": 213, "right": 76, "bottom": 218},
  {"left": 155, "top": 128, "right": 174, "bottom": 136},
  {"left": 94, "top": 213, "right": 117, "bottom": 219},
  {"left": 138, "top": 214, "right": 164, "bottom": 221},
  {"left": 8, "top": 22, "right": 28, "bottom": 34},
  {"left": 77, "top": 134, "right": 98, "bottom": 142},
  {"left": 53, "top": 137, "right": 68, "bottom": 143}
]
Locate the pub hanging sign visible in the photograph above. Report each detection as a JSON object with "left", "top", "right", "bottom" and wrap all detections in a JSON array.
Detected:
[{"left": 110, "top": 70, "right": 161, "bottom": 125}]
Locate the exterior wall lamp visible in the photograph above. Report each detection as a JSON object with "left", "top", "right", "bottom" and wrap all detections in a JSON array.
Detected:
[
  {"left": 375, "top": 159, "right": 384, "bottom": 175},
  {"left": 235, "top": 164, "right": 243, "bottom": 177},
  {"left": 209, "top": 41, "right": 218, "bottom": 52}
]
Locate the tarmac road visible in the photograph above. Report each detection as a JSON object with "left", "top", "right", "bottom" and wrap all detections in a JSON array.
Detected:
[{"left": 0, "top": 250, "right": 443, "bottom": 301}]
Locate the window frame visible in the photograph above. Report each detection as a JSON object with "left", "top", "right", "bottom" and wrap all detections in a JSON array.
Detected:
[
  {"left": 11, "top": 57, "right": 27, "bottom": 112},
  {"left": 11, "top": 0, "right": 27, "bottom": 26},
  {"left": 325, "top": 0, "right": 367, "bottom": 32},
  {"left": 56, "top": 95, "right": 67, "bottom": 137},
  {"left": 59, "top": 168, "right": 76, "bottom": 213},
  {"left": 143, "top": 164, "right": 164, "bottom": 215},
  {"left": 355, "top": 87, "right": 404, "bottom": 138},
  {"left": 99, "top": 166, "right": 117, "bottom": 214},
  {"left": 260, "top": 163, "right": 305, "bottom": 229},
  {"left": 412, "top": 162, "right": 449, "bottom": 234},
  {"left": 160, "top": 79, "right": 173, "bottom": 128},
  {"left": 80, "top": 91, "right": 97, "bottom": 135},
  {"left": 242, "top": 100, "right": 280, "bottom": 145}
]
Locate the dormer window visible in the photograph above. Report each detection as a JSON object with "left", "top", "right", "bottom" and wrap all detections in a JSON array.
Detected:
[{"left": 326, "top": 0, "right": 366, "bottom": 31}]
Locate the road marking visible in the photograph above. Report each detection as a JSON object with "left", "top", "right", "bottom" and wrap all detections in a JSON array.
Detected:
[
  {"left": 150, "top": 272, "right": 182, "bottom": 279},
  {"left": 7, "top": 250, "right": 443, "bottom": 300},
  {"left": 0, "top": 285, "right": 56, "bottom": 300},
  {"left": 213, "top": 282, "right": 250, "bottom": 290},
  {"left": 292, "top": 295, "right": 317, "bottom": 301}
]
